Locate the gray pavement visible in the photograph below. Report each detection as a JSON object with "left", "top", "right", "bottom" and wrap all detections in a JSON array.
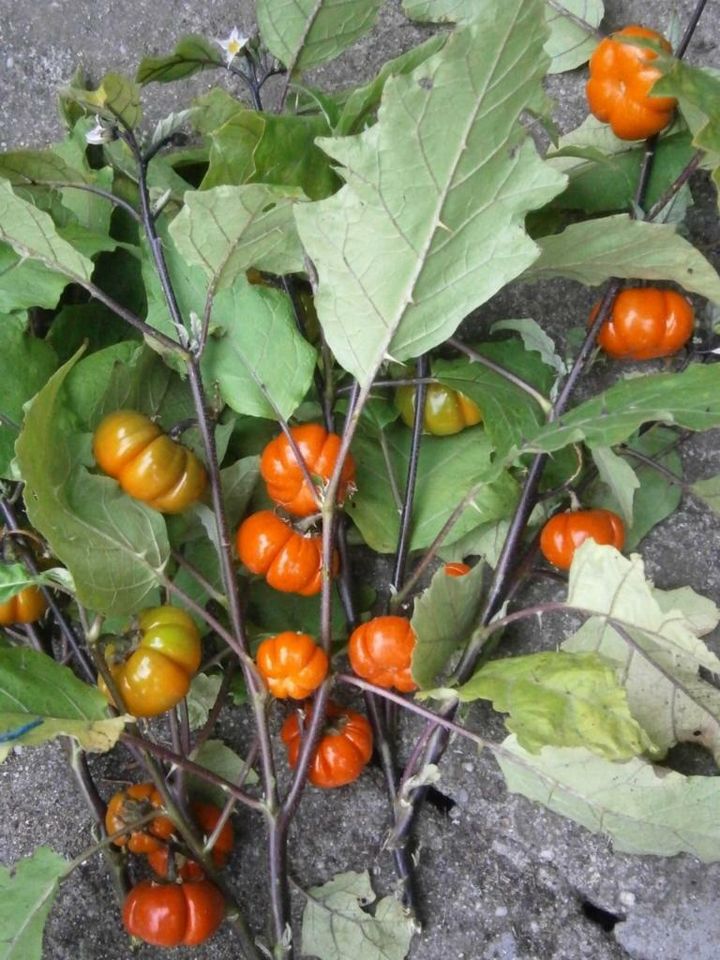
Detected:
[{"left": 1, "top": 1, "right": 719, "bottom": 958}]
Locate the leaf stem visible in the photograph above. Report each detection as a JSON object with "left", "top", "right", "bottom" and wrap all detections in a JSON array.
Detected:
[{"left": 447, "top": 338, "right": 552, "bottom": 414}]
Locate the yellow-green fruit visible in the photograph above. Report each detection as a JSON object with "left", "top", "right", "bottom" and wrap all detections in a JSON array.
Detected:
[{"left": 395, "top": 383, "right": 483, "bottom": 436}]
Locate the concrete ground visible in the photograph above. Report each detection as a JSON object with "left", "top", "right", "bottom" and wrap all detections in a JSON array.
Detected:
[{"left": 1, "top": 0, "right": 719, "bottom": 958}]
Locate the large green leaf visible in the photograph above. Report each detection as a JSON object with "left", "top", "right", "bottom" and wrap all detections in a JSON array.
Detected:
[
  {"left": 563, "top": 542, "right": 720, "bottom": 761},
  {"left": 0, "top": 150, "right": 88, "bottom": 187},
  {"left": 411, "top": 562, "right": 486, "bottom": 688},
  {"left": 521, "top": 364, "right": 720, "bottom": 457},
  {"left": 169, "top": 184, "right": 306, "bottom": 290},
  {"left": 496, "top": 736, "right": 720, "bottom": 861},
  {"left": 446, "top": 650, "right": 653, "bottom": 759},
  {"left": 0, "top": 315, "right": 57, "bottom": 477},
  {"left": 523, "top": 215, "right": 720, "bottom": 302},
  {"left": 202, "top": 283, "right": 317, "bottom": 420},
  {"left": 257, "top": 0, "right": 382, "bottom": 74},
  {"left": 0, "top": 648, "right": 126, "bottom": 761},
  {"left": 301, "top": 871, "right": 414, "bottom": 960},
  {"left": 0, "top": 245, "right": 71, "bottom": 313},
  {"left": 295, "top": 1, "right": 566, "bottom": 386},
  {"left": 15, "top": 353, "right": 169, "bottom": 617},
  {"left": 136, "top": 35, "right": 224, "bottom": 84},
  {"left": 0, "top": 848, "right": 70, "bottom": 960},
  {"left": 348, "top": 424, "right": 519, "bottom": 553}
]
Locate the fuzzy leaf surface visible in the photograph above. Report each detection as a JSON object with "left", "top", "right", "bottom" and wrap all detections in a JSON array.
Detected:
[
  {"left": 296, "top": 2, "right": 566, "bottom": 386},
  {"left": 301, "top": 870, "right": 414, "bottom": 960},
  {"left": 257, "top": 0, "right": 382, "bottom": 73},
  {"left": 496, "top": 736, "right": 720, "bottom": 860}
]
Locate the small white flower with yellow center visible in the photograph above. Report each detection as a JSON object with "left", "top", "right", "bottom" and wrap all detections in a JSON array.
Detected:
[{"left": 216, "top": 27, "right": 249, "bottom": 64}]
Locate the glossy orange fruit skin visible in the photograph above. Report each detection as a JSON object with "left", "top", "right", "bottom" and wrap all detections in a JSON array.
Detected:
[
  {"left": 260, "top": 424, "right": 356, "bottom": 517},
  {"left": 395, "top": 383, "right": 483, "bottom": 436},
  {"left": 0, "top": 586, "right": 47, "bottom": 624},
  {"left": 256, "top": 632, "right": 329, "bottom": 699},
  {"left": 586, "top": 25, "right": 676, "bottom": 140},
  {"left": 122, "top": 880, "right": 225, "bottom": 947},
  {"left": 592, "top": 288, "right": 694, "bottom": 360},
  {"left": 105, "top": 783, "right": 175, "bottom": 855},
  {"left": 236, "top": 510, "right": 336, "bottom": 596},
  {"left": 93, "top": 410, "right": 207, "bottom": 514},
  {"left": 444, "top": 562, "right": 471, "bottom": 577},
  {"left": 99, "top": 607, "right": 202, "bottom": 717},
  {"left": 540, "top": 509, "right": 626, "bottom": 571},
  {"left": 348, "top": 616, "right": 417, "bottom": 693},
  {"left": 146, "top": 801, "right": 234, "bottom": 880},
  {"left": 281, "top": 701, "right": 373, "bottom": 789}
]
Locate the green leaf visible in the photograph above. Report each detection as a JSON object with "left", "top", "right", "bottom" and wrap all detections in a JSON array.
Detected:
[
  {"left": 0, "top": 315, "right": 57, "bottom": 478},
  {"left": 169, "top": 184, "right": 306, "bottom": 290},
  {"left": 410, "top": 562, "right": 486, "bottom": 688},
  {"left": 0, "top": 848, "right": 70, "bottom": 960},
  {"left": 335, "top": 34, "right": 447, "bottom": 135},
  {"left": 521, "top": 364, "right": 720, "bottom": 457},
  {"left": 691, "top": 473, "right": 720, "bottom": 515},
  {"left": 62, "top": 72, "right": 142, "bottom": 129},
  {"left": 523, "top": 215, "right": 720, "bottom": 302},
  {"left": 589, "top": 446, "right": 639, "bottom": 528},
  {"left": 563, "top": 541, "right": 720, "bottom": 760},
  {"left": 136, "top": 35, "right": 224, "bottom": 84},
  {"left": 203, "top": 110, "right": 340, "bottom": 200},
  {"left": 0, "top": 150, "right": 88, "bottom": 187},
  {"left": 295, "top": 2, "right": 566, "bottom": 386},
  {"left": 433, "top": 350, "right": 550, "bottom": 460},
  {"left": 496, "top": 736, "right": 720, "bottom": 861},
  {"left": 186, "top": 673, "right": 223, "bottom": 730},
  {"left": 188, "top": 739, "right": 257, "bottom": 806},
  {"left": 447, "top": 650, "right": 653, "bottom": 760},
  {"left": 545, "top": 133, "right": 695, "bottom": 216},
  {"left": 257, "top": 0, "right": 382, "bottom": 73},
  {"left": 491, "top": 318, "right": 566, "bottom": 378},
  {"left": 220, "top": 455, "right": 261, "bottom": 529},
  {"left": 588, "top": 428, "right": 682, "bottom": 549},
  {"left": 401, "top": 0, "right": 479, "bottom": 23},
  {"left": 0, "top": 182, "right": 94, "bottom": 286},
  {"left": 348, "top": 424, "right": 519, "bottom": 553},
  {"left": 247, "top": 580, "right": 349, "bottom": 639},
  {"left": 301, "top": 870, "right": 414, "bottom": 960},
  {"left": 437, "top": 518, "right": 511, "bottom": 568},
  {"left": 0, "top": 245, "right": 71, "bottom": 313},
  {"left": 15, "top": 352, "right": 168, "bottom": 617},
  {"left": 0, "top": 565, "right": 37, "bottom": 603},
  {"left": 544, "top": 0, "right": 603, "bottom": 74},
  {"left": 202, "top": 283, "right": 317, "bottom": 421},
  {"left": 654, "top": 61, "right": 720, "bottom": 197},
  {"left": 0, "top": 648, "right": 126, "bottom": 761}
]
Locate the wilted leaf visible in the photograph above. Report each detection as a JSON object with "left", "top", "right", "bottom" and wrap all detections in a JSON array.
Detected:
[
  {"left": 62, "top": 72, "right": 141, "bottom": 128},
  {"left": 257, "top": 0, "right": 382, "bottom": 73},
  {"left": 301, "top": 870, "right": 414, "bottom": 960},
  {"left": 448, "top": 650, "right": 653, "bottom": 759},
  {"left": 496, "top": 736, "right": 720, "bottom": 861},
  {"left": 296, "top": 1, "right": 565, "bottom": 385},
  {"left": 563, "top": 542, "right": 720, "bottom": 760},
  {"left": 0, "top": 648, "right": 126, "bottom": 761},
  {"left": 0, "top": 848, "right": 70, "bottom": 960},
  {"left": 411, "top": 562, "right": 486, "bottom": 688},
  {"left": 524, "top": 215, "right": 720, "bottom": 303},
  {"left": 186, "top": 674, "right": 223, "bottom": 730}
]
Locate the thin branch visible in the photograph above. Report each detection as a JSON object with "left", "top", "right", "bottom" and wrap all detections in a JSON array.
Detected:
[{"left": 447, "top": 338, "right": 552, "bottom": 413}]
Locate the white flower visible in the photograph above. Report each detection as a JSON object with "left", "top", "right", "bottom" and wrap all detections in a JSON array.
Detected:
[
  {"left": 216, "top": 27, "right": 249, "bottom": 64},
  {"left": 85, "top": 117, "right": 115, "bottom": 145}
]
